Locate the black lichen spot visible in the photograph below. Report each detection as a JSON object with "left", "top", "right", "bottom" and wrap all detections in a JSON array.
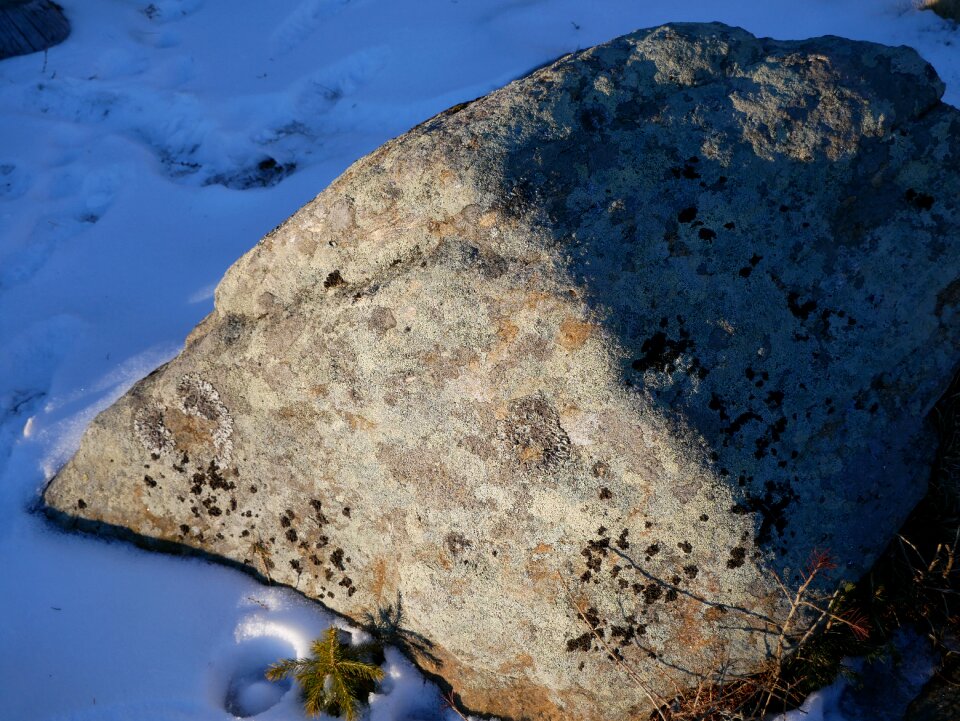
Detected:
[
  {"left": 445, "top": 532, "right": 472, "bottom": 555},
  {"left": 599, "top": 486, "right": 612, "bottom": 500},
  {"left": 632, "top": 332, "right": 693, "bottom": 374},
  {"left": 665, "top": 588, "right": 679, "bottom": 602},
  {"left": 709, "top": 392, "right": 729, "bottom": 421},
  {"left": 566, "top": 632, "right": 593, "bottom": 653},
  {"left": 643, "top": 584, "right": 663, "bottom": 604},
  {"left": 330, "top": 548, "right": 346, "bottom": 571},
  {"left": 587, "top": 537, "right": 609, "bottom": 554},
  {"left": 610, "top": 624, "right": 636, "bottom": 646},
  {"left": 683, "top": 564, "right": 699, "bottom": 579},
  {"left": 787, "top": 292, "right": 818, "bottom": 321},
  {"left": 207, "top": 506, "right": 222, "bottom": 517},
  {"left": 699, "top": 514, "right": 709, "bottom": 522},
  {"left": 739, "top": 266, "right": 753, "bottom": 278},
  {"left": 179, "top": 524, "right": 190, "bottom": 534},
  {"left": 726, "top": 547, "right": 747, "bottom": 569},
  {"left": 904, "top": 188, "right": 934, "bottom": 211},
  {"left": 730, "top": 480, "right": 798, "bottom": 545},
  {"left": 678, "top": 541, "right": 693, "bottom": 554},
  {"left": 310, "top": 499, "right": 330, "bottom": 527},
  {"left": 677, "top": 206, "right": 697, "bottom": 223},
  {"left": 726, "top": 411, "right": 762, "bottom": 437},
  {"left": 280, "top": 515, "right": 291, "bottom": 528},
  {"left": 323, "top": 270, "right": 346, "bottom": 288},
  {"left": 285, "top": 528, "right": 298, "bottom": 543},
  {"left": 645, "top": 543, "right": 660, "bottom": 557},
  {"left": 698, "top": 228, "right": 716, "bottom": 241},
  {"left": 144, "top": 474, "right": 157, "bottom": 488},
  {"left": 342, "top": 507, "right": 351, "bottom": 518},
  {"left": 205, "top": 463, "right": 235, "bottom": 492},
  {"left": 579, "top": 106, "right": 607, "bottom": 132},
  {"left": 616, "top": 529, "right": 630, "bottom": 550}
]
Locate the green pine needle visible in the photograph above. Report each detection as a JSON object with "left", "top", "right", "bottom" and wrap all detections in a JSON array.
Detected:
[{"left": 266, "top": 627, "right": 385, "bottom": 720}]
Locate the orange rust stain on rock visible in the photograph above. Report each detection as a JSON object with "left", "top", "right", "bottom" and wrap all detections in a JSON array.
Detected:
[
  {"left": 427, "top": 214, "right": 460, "bottom": 236},
  {"left": 673, "top": 597, "right": 718, "bottom": 655},
  {"left": 436, "top": 550, "right": 454, "bottom": 571},
  {"left": 531, "top": 543, "right": 554, "bottom": 554},
  {"left": 558, "top": 317, "right": 593, "bottom": 351},
  {"left": 342, "top": 412, "right": 377, "bottom": 431},
  {"left": 427, "top": 645, "right": 575, "bottom": 721},
  {"left": 523, "top": 290, "right": 553, "bottom": 310},
  {"left": 524, "top": 557, "right": 561, "bottom": 596},
  {"left": 369, "top": 556, "right": 391, "bottom": 603},
  {"left": 518, "top": 445, "right": 544, "bottom": 465},
  {"left": 498, "top": 653, "right": 536, "bottom": 674},
  {"left": 275, "top": 404, "right": 309, "bottom": 421},
  {"left": 163, "top": 408, "right": 217, "bottom": 455},
  {"left": 703, "top": 605, "right": 727, "bottom": 624},
  {"left": 497, "top": 318, "right": 519, "bottom": 344}
]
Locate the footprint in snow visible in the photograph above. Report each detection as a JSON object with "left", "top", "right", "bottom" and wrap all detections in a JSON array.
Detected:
[
  {"left": 221, "top": 635, "right": 295, "bottom": 718},
  {"left": 21, "top": 80, "right": 296, "bottom": 190},
  {"left": 0, "top": 163, "right": 31, "bottom": 201},
  {"left": 267, "top": 0, "right": 367, "bottom": 58},
  {"left": 141, "top": 0, "right": 203, "bottom": 24}
]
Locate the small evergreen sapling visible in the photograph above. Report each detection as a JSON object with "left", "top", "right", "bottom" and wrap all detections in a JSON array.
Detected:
[{"left": 265, "top": 627, "right": 384, "bottom": 720}]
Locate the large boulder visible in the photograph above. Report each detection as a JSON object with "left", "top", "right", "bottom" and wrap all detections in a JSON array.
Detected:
[
  {"left": 44, "top": 22, "right": 960, "bottom": 721},
  {"left": 0, "top": 0, "right": 70, "bottom": 61}
]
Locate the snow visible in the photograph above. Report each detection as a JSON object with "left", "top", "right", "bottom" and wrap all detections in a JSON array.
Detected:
[{"left": 0, "top": 1, "right": 957, "bottom": 720}]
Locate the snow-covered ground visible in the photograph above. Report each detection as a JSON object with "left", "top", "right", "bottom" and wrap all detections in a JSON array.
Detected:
[{"left": 0, "top": 2, "right": 957, "bottom": 720}]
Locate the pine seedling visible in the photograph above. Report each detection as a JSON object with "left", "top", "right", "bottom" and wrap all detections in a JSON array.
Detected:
[{"left": 266, "top": 627, "right": 384, "bottom": 720}]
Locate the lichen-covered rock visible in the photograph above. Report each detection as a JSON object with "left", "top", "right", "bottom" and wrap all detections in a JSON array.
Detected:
[{"left": 43, "top": 23, "right": 960, "bottom": 721}]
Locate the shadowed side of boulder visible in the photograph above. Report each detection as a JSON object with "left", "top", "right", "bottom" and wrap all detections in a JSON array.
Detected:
[{"left": 0, "top": 0, "right": 69, "bottom": 60}]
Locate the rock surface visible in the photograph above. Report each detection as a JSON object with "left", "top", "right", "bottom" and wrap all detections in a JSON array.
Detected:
[
  {"left": 905, "top": 658, "right": 960, "bottom": 721},
  {"left": 0, "top": 0, "right": 70, "bottom": 61},
  {"left": 44, "top": 23, "right": 960, "bottom": 721}
]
